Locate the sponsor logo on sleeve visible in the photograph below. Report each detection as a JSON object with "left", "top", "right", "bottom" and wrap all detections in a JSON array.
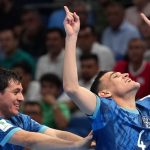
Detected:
[{"left": 0, "top": 119, "right": 13, "bottom": 132}]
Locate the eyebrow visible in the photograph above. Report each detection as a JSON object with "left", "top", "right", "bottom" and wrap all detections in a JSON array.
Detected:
[
  {"left": 12, "top": 88, "right": 23, "bottom": 92},
  {"left": 109, "top": 72, "right": 116, "bottom": 79}
]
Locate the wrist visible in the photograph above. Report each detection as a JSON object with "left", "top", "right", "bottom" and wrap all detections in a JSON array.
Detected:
[{"left": 66, "top": 34, "right": 78, "bottom": 40}]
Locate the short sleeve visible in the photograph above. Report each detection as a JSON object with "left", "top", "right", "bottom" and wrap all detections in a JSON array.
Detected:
[
  {"left": 18, "top": 114, "right": 48, "bottom": 133},
  {"left": 88, "top": 96, "right": 101, "bottom": 119},
  {"left": 29, "top": 118, "right": 48, "bottom": 133},
  {"left": 0, "top": 119, "right": 21, "bottom": 146},
  {"left": 88, "top": 97, "right": 117, "bottom": 131}
]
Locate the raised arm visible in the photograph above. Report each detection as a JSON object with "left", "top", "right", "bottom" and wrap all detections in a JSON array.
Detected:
[
  {"left": 63, "top": 6, "right": 96, "bottom": 115},
  {"left": 141, "top": 13, "right": 150, "bottom": 26},
  {"left": 9, "top": 129, "right": 92, "bottom": 150}
]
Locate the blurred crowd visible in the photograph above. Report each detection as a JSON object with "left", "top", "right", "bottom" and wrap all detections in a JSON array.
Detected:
[{"left": 1, "top": 0, "right": 150, "bottom": 142}]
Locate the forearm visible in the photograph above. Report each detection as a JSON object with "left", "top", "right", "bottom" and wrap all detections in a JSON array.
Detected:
[
  {"left": 30, "top": 135, "right": 77, "bottom": 150},
  {"left": 56, "top": 130, "right": 83, "bottom": 141},
  {"left": 10, "top": 130, "right": 78, "bottom": 150},
  {"left": 63, "top": 35, "right": 79, "bottom": 92},
  {"left": 44, "top": 128, "right": 83, "bottom": 142}
]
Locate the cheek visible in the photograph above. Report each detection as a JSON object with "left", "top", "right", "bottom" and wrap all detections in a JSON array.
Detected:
[{"left": 111, "top": 81, "right": 125, "bottom": 92}]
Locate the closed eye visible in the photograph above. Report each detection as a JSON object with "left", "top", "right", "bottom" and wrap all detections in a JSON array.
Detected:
[
  {"left": 110, "top": 72, "right": 121, "bottom": 80},
  {"left": 113, "top": 74, "right": 119, "bottom": 78}
]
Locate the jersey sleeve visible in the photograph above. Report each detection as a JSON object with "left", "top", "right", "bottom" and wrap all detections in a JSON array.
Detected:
[
  {"left": 29, "top": 118, "right": 48, "bottom": 133},
  {"left": 88, "top": 96, "right": 117, "bottom": 130},
  {"left": 19, "top": 114, "right": 48, "bottom": 133},
  {"left": 137, "top": 95, "right": 150, "bottom": 110},
  {"left": 0, "top": 119, "right": 21, "bottom": 146},
  {"left": 88, "top": 96, "right": 101, "bottom": 119}
]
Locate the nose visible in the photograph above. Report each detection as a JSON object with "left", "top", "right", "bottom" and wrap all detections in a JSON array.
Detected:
[
  {"left": 17, "top": 93, "right": 24, "bottom": 102},
  {"left": 122, "top": 73, "right": 129, "bottom": 78}
]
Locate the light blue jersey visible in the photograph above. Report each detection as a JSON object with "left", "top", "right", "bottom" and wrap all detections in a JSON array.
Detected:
[
  {"left": 0, "top": 113, "right": 48, "bottom": 150},
  {"left": 90, "top": 95, "right": 150, "bottom": 150}
]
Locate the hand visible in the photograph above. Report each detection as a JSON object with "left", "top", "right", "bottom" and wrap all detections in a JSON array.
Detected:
[
  {"left": 74, "top": 135, "right": 93, "bottom": 150},
  {"left": 141, "top": 13, "right": 150, "bottom": 26},
  {"left": 43, "top": 94, "right": 56, "bottom": 105},
  {"left": 88, "top": 131, "right": 96, "bottom": 148},
  {"left": 64, "top": 6, "right": 80, "bottom": 36}
]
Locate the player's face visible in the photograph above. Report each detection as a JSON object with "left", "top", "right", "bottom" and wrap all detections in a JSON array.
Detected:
[
  {"left": 0, "top": 80, "right": 24, "bottom": 119},
  {"left": 100, "top": 72, "right": 140, "bottom": 97}
]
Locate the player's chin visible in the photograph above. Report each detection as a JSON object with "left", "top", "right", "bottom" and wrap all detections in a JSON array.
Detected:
[
  {"left": 13, "top": 110, "right": 19, "bottom": 116},
  {"left": 135, "top": 81, "right": 140, "bottom": 88},
  {"left": 131, "top": 80, "right": 140, "bottom": 87}
]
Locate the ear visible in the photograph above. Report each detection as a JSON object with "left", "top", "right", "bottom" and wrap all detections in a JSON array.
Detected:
[{"left": 98, "top": 90, "right": 112, "bottom": 98}]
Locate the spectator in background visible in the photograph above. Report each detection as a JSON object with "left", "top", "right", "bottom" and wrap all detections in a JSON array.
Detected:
[
  {"left": 139, "top": 15, "right": 150, "bottom": 61},
  {"left": 0, "top": 0, "right": 22, "bottom": 30},
  {"left": 12, "top": 62, "right": 41, "bottom": 101},
  {"left": 102, "top": 1, "right": 140, "bottom": 60},
  {"left": 79, "top": 54, "right": 99, "bottom": 90},
  {"left": 114, "top": 38, "right": 150, "bottom": 99},
  {"left": 23, "top": 101, "right": 43, "bottom": 150},
  {"left": 39, "top": 73, "right": 70, "bottom": 129},
  {"left": 71, "top": 1, "right": 94, "bottom": 28},
  {"left": 94, "top": 0, "right": 110, "bottom": 36},
  {"left": 23, "top": 101, "right": 43, "bottom": 124},
  {"left": 77, "top": 25, "right": 115, "bottom": 70},
  {"left": 48, "top": 0, "right": 93, "bottom": 30},
  {"left": 35, "top": 28, "right": 65, "bottom": 80},
  {"left": 47, "top": 8, "right": 65, "bottom": 30},
  {"left": 20, "top": 8, "right": 47, "bottom": 58},
  {"left": 126, "top": 0, "right": 150, "bottom": 28},
  {"left": 0, "top": 29, "right": 35, "bottom": 73}
]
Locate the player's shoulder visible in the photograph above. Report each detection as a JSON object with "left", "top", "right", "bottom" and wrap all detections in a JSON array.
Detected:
[
  {"left": 11, "top": 113, "right": 31, "bottom": 123},
  {"left": 137, "top": 95, "right": 150, "bottom": 102},
  {"left": 96, "top": 96, "right": 117, "bottom": 109},
  {"left": 136, "top": 95, "right": 150, "bottom": 109}
]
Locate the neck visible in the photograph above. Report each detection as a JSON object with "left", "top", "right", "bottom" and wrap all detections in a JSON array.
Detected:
[
  {"left": 49, "top": 51, "right": 60, "bottom": 60},
  {"left": 113, "top": 93, "right": 136, "bottom": 110},
  {"left": 131, "top": 61, "right": 143, "bottom": 72},
  {"left": 0, "top": 111, "right": 10, "bottom": 119}
]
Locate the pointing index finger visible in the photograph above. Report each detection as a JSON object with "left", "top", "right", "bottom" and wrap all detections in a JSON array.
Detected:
[
  {"left": 64, "top": 6, "right": 70, "bottom": 14},
  {"left": 141, "top": 13, "right": 150, "bottom": 24},
  {"left": 64, "top": 6, "right": 73, "bottom": 15}
]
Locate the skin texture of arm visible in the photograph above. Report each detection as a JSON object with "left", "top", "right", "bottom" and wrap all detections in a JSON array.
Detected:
[
  {"left": 9, "top": 129, "right": 92, "bottom": 150},
  {"left": 63, "top": 6, "right": 97, "bottom": 115},
  {"left": 43, "top": 127, "right": 83, "bottom": 141}
]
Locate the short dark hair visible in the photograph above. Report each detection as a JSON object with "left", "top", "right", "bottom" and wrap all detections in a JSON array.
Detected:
[
  {"left": 80, "top": 25, "right": 96, "bottom": 36},
  {"left": 106, "top": 1, "right": 124, "bottom": 10},
  {"left": 40, "top": 73, "right": 62, "bottom": 89},
  {"left": 23, "top": 101, "right": 42, "bottom": 113},
  {"left": 12, "top": 61, "right": 32, "bottom": 75},
  {"left": 0, "top": 28, "right": 18, "bottom": 39},
  {"left": 46, "top": 28, "right": 65, "bottom": 38},
  {"left": 90, "top": 71, "right": 108, "bottom": 95},
  {"left": 79, "top": 53, "right": 99, "bottom": 64},
  {"left": 0, "top": 67, "right": 21, "bottom": 92}
]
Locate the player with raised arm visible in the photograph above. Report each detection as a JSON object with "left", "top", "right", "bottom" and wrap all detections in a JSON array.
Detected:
[{"left": 63, "top": 6, "right": 150, "bottom": 150}]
